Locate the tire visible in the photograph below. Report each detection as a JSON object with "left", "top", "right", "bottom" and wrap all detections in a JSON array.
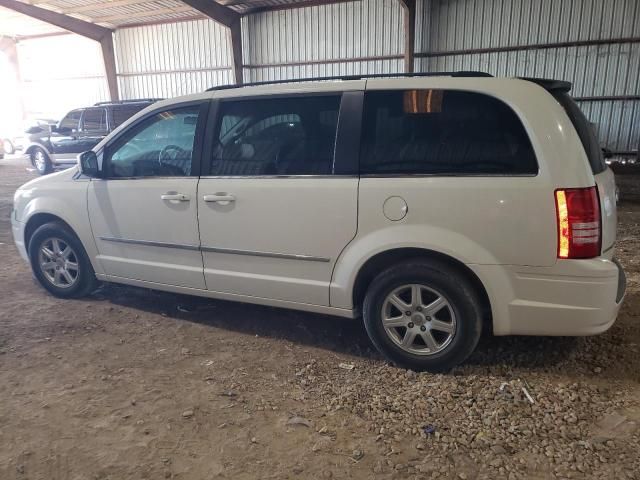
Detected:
[
  {"left": 362, "top": 260, "right": 483, "bottom": 372},
  {"left": 31, "top": 147, "right": 53, "bottom": 175},
  {"left": 28, "top": 222, "right": 98, "bottom": 298},
  {"left": 3, "top": 139, "right": 15, "bottom": 155}
]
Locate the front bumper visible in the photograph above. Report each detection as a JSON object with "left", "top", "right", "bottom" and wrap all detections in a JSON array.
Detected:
[
  {"left": 473, "top": 258, "right": 626, "bottom": 336},
  {"left": 11, "top": 214, "right": 29, "bottom": 263}
]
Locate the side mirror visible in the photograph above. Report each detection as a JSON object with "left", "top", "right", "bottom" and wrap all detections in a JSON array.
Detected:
[{"left": 78, "top": 151, "right": 100, "bottom": 178}]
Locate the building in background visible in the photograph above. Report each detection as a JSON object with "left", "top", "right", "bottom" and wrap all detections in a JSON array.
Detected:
[{"left": 0, "top": 0, "right": 638, "bottom": 158}]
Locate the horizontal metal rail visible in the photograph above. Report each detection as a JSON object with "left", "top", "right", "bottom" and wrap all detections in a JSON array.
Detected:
[{"left": 416, "top": 37, "right": 640, "bottom": 58}]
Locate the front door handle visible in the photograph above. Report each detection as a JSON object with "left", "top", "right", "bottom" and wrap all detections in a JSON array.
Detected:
[
  {"left": 203, "top": 193, "right": 235, "bottom": 204},
  {"left": 161, "top": 193, "right": 190, "bottom": 201}
]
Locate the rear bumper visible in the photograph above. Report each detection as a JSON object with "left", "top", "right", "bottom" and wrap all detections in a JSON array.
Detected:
[{"left": 472, "top": 258, "right": 626, "bottom": 336}]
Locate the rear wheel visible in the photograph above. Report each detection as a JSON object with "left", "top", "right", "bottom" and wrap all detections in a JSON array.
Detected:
[
  {"left": 363, "top": 260, "right": 483, "bottom": 372},
  {"left": 28, "top": 222, "right": 98, "bottom": 298},
  {"left": 31, "top": 147, "right": 52, "bottom": 175}
]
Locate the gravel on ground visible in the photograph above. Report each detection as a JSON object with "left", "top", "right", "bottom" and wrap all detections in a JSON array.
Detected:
[{"left": 1, "top": 156, "right": 639, "bottom": 479}]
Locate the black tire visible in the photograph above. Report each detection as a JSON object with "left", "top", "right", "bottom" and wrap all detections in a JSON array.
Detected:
[
  {"left": 363, "top": 260, "right": 483, "bottom": 372},
  {"left": 31, "top": 147, "right": 53, "bottom": 175},
  {"left": 28, "top": 222, "right": 98, "bottom": 298}
]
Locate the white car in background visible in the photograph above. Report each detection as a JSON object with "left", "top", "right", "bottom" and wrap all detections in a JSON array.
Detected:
[{"left": 11, "top": 73, "right": 626, "bottom": 371}]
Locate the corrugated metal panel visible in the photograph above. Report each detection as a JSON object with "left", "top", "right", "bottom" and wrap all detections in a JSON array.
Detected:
[
  {"left": 420, "top": 0, "right": 640, "bottom": 52},
  {"left": 114, "top": 19, "right": 233, "bottom": 99},
  {"left": 16, "top": 34, "right": 109, "bottom": 120},
  {"left": 416, "top": 0, "right": 640, "bottom": 153},
  {"left": 243, "top": 0, "right": 404, "bottom": 82}
]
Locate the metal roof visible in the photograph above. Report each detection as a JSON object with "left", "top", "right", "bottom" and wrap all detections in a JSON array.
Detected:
[{"left": 0, "top": 0, "right": 354, "bottom": 37}]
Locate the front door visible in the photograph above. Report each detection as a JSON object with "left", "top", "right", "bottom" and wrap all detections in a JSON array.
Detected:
[
  {"left": 50, "top": 109, "right": 83, "bottom": 160},
  {"left": 197, "top": 93, "right": 361, "bottom": 306},
  {"left": 88, "top": 101, "right": 208, "bottom": 289}
]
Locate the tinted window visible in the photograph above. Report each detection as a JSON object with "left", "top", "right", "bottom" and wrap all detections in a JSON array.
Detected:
[
  {"left": 106, "top": 106, "right": 200, "bottom": 178},
  {"left": 553, "top": 92, "right": 605, "bottom": 174},
  {"left": 82, "top": 108, "right": 107, "bottom": 132},
  {"left": 112, "top": 104, "right": 148, "bottom": 128},
  {"left": 360, "top": 90, "right": 538, "bottom": 175},
  {"left": 59, "top": 110, "right": 82, "bottom": 131},
  {"left": 210, "top": 95, "right": 341, "bottom": 176}
]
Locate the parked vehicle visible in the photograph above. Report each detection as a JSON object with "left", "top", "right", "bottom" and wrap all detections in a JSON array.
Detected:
[
  {"left": 3, "top": 119, "right": 58, "bottom": 155},
  {"left": 11, "top": 73, "right": 625, "bottom": 371},
  {"left": 24, "top": 99, "right": 161, "bottom": 175}
]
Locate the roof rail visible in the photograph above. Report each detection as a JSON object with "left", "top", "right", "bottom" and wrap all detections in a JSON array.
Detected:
[
  {"left": 94, "top": 98, "right": 164, "bottom": 106},
  {"left": 206, "top": 71, "right": 492, "bottom": 91}
]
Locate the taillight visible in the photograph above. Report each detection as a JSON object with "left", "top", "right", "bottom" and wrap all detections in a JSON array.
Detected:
[{"left": 555, "top": 187, "right": 601, "bottom": 259}]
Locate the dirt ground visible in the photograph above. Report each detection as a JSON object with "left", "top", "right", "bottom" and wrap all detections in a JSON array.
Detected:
[{"left": 1, "top": 156, "right": 639, "bottom": 480}]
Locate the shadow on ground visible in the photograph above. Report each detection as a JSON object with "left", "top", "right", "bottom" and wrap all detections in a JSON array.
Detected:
[{"left": 94, "top": 282, "right": 591, "bottom": 374}]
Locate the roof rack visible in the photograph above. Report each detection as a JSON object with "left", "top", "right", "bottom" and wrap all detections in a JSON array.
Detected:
[
  {"left": 206, "top": 71, "right": 492, "bottom": 91},
  {"left": 94, "top": 98, "right": 164, "bottom": 106}
]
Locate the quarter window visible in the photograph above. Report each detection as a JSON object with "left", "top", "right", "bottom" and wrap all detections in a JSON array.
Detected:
[
  {"left": 210, "top": 95, "right": 341, "bottom": 176},
  {"left": 105, "top": 105, "right": 201, "bottom": 178},
  {"left": 82, "top": 108, "right": 107, "bottom": 133},
  {"left": 360, "top": 90, "right": 538, "bottom": 175}
]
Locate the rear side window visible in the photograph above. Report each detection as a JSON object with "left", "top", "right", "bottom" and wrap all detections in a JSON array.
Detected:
[
  {"left": 59, "top": 110, "right": 82, "bottom": 131},
  {"left": 112, "top": 105, "right": 148, "bottom": 128},
  {"left": 82, "top": 108, "right": 107, "bottom": 133},
  {"left": 360, "top": 90, "right": 538, "bottom": 175},
  {"left": 210, "top": 95, "right": 341, "bottom": 176},
  {"left": 552, "top": 92, "right": 606, "bottom": 174}
]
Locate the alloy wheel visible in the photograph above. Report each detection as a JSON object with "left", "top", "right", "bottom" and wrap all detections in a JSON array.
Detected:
[
  {"left": 381, "top": 284, "right": 457, "bottom": 355},
  {"left": 38, "top": 237, "right": 79, "bottom": 288}
]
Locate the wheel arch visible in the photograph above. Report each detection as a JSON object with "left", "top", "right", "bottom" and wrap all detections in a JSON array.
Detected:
[
  {"left": 24, "top": 213, "right": 75, "bottom": 252},
  {"left": 25, "top": 142, "right": 52, "bottom": 157},
  {"left": 351, "top": 247, "right": 493, "bottom": 331}
]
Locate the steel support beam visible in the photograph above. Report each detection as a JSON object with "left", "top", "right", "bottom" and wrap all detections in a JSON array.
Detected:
[
  {"left": 180, "top": 0, "right": 243, "bottom": 84},
  {"left": 0, "top": 0, "right": 119, "bottom": 100},
  {"left": 398, "top": 0, "right": 416, "bottom": 73}
]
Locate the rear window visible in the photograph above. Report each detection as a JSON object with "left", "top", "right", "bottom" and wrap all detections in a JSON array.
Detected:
[
  {"left": 552, "top": 92, "right": 606, "bottom": 174},
  {"left": 112, "top": 104, "right": 148, "bottom": 128},
  {"left": 360, "top": 90, "right": 538, "bottom": 176}
]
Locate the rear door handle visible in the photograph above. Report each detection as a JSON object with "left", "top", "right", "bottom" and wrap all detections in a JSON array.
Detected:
[
  {"left": 161, "top": 193, "right": 190, "bottom": 201},
  {"left": 203, "top": 194, "right": 235, "bottom": 204}
]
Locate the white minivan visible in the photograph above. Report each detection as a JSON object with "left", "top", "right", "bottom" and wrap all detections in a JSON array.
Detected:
[{"left": 11, "top": 73, "right": 626, "bottom": 371}]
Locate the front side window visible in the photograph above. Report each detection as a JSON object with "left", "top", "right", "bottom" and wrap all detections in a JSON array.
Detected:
[
  {"left": 105, "top": 105, "right": 200, "bottom": 178},
  {"left": 210, "top": 95, "right": 341, "bottom": 176},
  {"left": 82, "top": 108, "right": 107, "bottom": 133},
  {"left": 59, "top": 110, "right": 82, "bottom": 132},
  {"left": 360, "top": 90, "right": 538, "bottom": 175}
]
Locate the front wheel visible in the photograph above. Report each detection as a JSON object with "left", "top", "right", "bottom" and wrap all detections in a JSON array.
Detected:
[
  {"left": 31, "top": 147, "right": 52, "bottom": 175},
  {"left": 28, "top": 222, "right": 98, "bottom": 298},
  {"left": 363, "top": 260, "right": 483, "bottom": 372}
]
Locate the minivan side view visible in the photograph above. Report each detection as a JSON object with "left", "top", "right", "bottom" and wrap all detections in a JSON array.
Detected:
[
  {"left": 11, "top": 73, "right": 626, "bottom": 371},
  {"left": 24, "top": 99, "right": 161, "bottom": 175}
]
